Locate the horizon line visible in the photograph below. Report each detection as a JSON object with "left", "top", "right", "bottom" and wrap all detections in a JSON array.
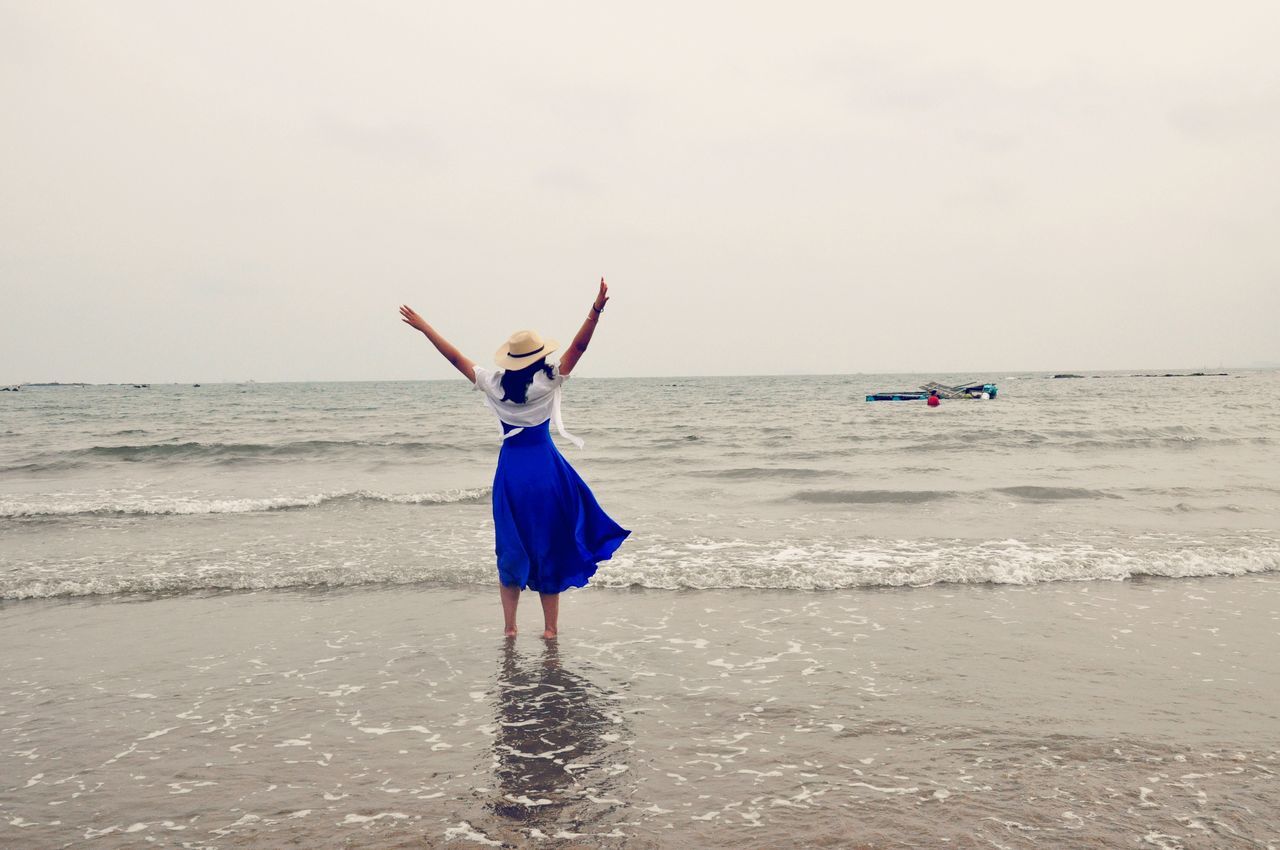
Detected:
[{"left": 6, "top": 365, "right": 1274, "bottom": 387}]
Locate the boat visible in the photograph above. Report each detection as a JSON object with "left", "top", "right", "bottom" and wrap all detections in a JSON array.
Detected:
[{"left": 866, "top": 381, "right": 997, "bottom": 402}]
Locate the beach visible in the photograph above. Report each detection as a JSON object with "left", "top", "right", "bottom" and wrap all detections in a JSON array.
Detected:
[
  {"left": 7, "top": 1, "right": 1280, "bottom": 843},
  {"left": 3, "top": 577, "right": 1278, "bottom": 848},
  {"left": 3, "top": 373, "right": 1280, "bottom": 846}
]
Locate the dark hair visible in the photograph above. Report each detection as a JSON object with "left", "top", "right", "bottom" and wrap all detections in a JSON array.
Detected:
[{"left": 499, "top": 358, "right": 554, "bottom": 404}]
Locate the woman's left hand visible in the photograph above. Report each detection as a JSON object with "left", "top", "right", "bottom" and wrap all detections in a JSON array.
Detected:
[{"left": 593, "top": 278, "right": 609, "bottom": 312}]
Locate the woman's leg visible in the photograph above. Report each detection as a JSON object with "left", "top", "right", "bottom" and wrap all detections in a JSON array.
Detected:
[
  {"left": 499, "top": 583, "right": 520, "bottom": 638},
  {"left": 539, "top": 592, "right": 560, "bottom": 639}
]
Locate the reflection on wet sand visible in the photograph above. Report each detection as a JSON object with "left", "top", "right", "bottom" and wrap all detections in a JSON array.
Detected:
[{"left": 490, "top": 640, "right": 629, "bottom": 830}]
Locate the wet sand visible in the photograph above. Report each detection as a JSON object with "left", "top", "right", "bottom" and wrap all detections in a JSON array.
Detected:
[{"left": 2, "top": 576, "right": 1278, "bottom": 848}]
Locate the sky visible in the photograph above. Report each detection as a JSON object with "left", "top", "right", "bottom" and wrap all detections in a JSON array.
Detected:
[{"left": 2, "top": 1, "right": 1278, "bottom": 383}]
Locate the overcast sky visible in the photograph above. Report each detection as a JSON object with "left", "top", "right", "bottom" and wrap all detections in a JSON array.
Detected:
[{"left": 2, "top": 1, "right": 1277, "bottom": 383}]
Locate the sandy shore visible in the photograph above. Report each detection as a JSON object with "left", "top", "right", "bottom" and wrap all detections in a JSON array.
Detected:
[{"left": 2, "top": 576, "right": 1278, "bottom": 848}]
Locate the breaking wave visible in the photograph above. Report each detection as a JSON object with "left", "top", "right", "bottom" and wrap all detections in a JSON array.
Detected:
[
  {"left": 596, "top": 537, "right": 1280, "bottom": 590},
  {"left": 792, "top": 489, "right": 959, "bottom": 504},
  {"left": 0, "top": 488, "right": 490, "bottom": 518},
  {"left": 789, "top": 486, "right": 1124, "bottom": 504},
  {"left": 1, "top": 439, "right": 472, "bottom": 472},
  {"left": 896, "top": 427, "right": 1270, "bottom": 454},
  {"left": 991, "top": 486, "right": 1122, "bottom": 501},
  {"left": 703, "top": 467, "right": 839, "bottom": 480},
  {"left": 5, "top": 534, "right": 1276, "bottom": 600}
]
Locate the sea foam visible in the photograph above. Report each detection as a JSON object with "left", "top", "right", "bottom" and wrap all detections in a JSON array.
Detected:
[
  {"left": 3, "top": 534, "right": 1276, "bottom": 599},
  {"left": 0, "top": 488, "right": 490, "bottom": 518}
]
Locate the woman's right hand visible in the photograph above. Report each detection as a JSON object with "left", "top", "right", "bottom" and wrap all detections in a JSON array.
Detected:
[
  {"left": 399, "top": 305, "right": 429, "bottom": 334},
  {"left": 593, "top": 278, "right": 609, "bottom": 312},
  {"left": 398, "top": 305, "right": 475, "bottom": 380}
]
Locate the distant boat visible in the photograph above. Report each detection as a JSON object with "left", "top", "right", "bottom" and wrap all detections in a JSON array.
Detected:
[{"left": 866, "top": 381, "right": 997, "bottom": 402}]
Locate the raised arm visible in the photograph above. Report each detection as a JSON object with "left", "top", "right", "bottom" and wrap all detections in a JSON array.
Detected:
[
  {"left": 399, "top": 305, "right": 477, "bottom": 382},
  {"left": 558, "top": 278, "right": 609, "bottom": 377}
]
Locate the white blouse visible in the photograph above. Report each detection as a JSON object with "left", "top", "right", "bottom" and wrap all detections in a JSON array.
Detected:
[{"left": 472, "top": 364, "right": 584, "bottom": 448}]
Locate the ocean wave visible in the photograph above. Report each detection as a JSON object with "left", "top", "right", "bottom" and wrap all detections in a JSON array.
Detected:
[
  {"left": 1, "top": 439, "right": 471, "bottom": 472},
  {"left": 897, "top": 427, "right": 1270, "bottom": 454},
  {"left": 792, "top": 489, "right": 958, "bottom": 504},
  {"left": 1168, "top": 501, "right": 1246, "bottom": 514},
  {"left": 4, "top": 535, "right": 1276, "bottom": 599},
  {"left": 0, "top": 488, "right": 490, "bottom": 518},
  {"left": 0, "top": 568, "right": 456, "bottom": 600},
  {"left": 790, "top": 485, "right": 1126, "bottom": 505},
  {"left": 703, "top": 467, "right": 839, "bottom": 480},
  {"left": 595, "top": 537, "right": 1280, "bottom": 591},
  {"left": 992, "top": 486, "right": 1122, "bottom": 501}
]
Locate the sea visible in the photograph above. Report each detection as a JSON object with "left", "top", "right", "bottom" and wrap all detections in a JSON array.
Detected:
[
  {"left": 3, "top": 372, "right": 1280, "bottom": 848},
  {"left": 3, "top": 370, "right": 1278, "bottom": 599}
]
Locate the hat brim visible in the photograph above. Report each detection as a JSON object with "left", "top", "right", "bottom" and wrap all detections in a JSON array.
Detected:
[{"left": 494, "top": 338, "right": 559, "bottom": 371}]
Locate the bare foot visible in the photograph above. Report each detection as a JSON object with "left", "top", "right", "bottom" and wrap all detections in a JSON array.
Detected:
[
  {"left": 538, "top": 592, "right": 559, "bottom": 641},
  {"left": 504, "top": 627, "right": 517, "bottom": 639}
]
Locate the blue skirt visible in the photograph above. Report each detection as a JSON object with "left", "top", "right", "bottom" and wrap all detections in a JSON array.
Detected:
[{"left": 492, "top": 420, "right": 630, "bottom": 593}]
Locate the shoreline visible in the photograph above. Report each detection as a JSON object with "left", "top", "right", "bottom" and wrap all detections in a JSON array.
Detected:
[
  {"left": 3, "top": 564, "right": 1277, "bottom": 606},
  {"left": 3, "top": 575, "right": 1277, "bottom": 847}
]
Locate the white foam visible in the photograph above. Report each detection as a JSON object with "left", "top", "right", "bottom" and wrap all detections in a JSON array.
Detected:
[
  {"left": 504, "top": 794, "right": 553, "bottom": 806},
  {"left": 848, "top": 781, "right": 919, "bottom": 794},
  {"left": 342, "top": 812, "right": 409, "bottom": 825},
  {"left": 140, "top": 727, "right": 177, "bottom": 740},
  {"left": 0, "top": 487, "right": 489, "bottom": 518},
  {"left": 357, "top": 725, "right": 435, "bottom": 737},
  {"left": 594, "top": 536, "right": 1280, "bottom": 591},
  {"left": 210, "top": 814, "right": 260, "bottom": 836},
  {"left": 443, "top": 821, "right": 502, "bottom": 845},
  {"left": 4, "top": 530, "right": 1278, "bottom": 599}
]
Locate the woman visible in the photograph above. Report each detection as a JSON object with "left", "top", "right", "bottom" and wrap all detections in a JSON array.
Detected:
[{"left": 399, "top": 278, "right": 629, "bottom": 639}]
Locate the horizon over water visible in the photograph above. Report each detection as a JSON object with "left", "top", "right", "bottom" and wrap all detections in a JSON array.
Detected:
[
  {"left": 2, "top": 370, "right": 1277, "bottom": 599},
  {"left": 6, "top": 363, "right": 1272, "bottom": 385}
]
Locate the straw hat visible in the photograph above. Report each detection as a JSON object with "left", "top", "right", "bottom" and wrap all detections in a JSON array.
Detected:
[{"left": 494, "top": 329, "right": 559, "bottom": 370}]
